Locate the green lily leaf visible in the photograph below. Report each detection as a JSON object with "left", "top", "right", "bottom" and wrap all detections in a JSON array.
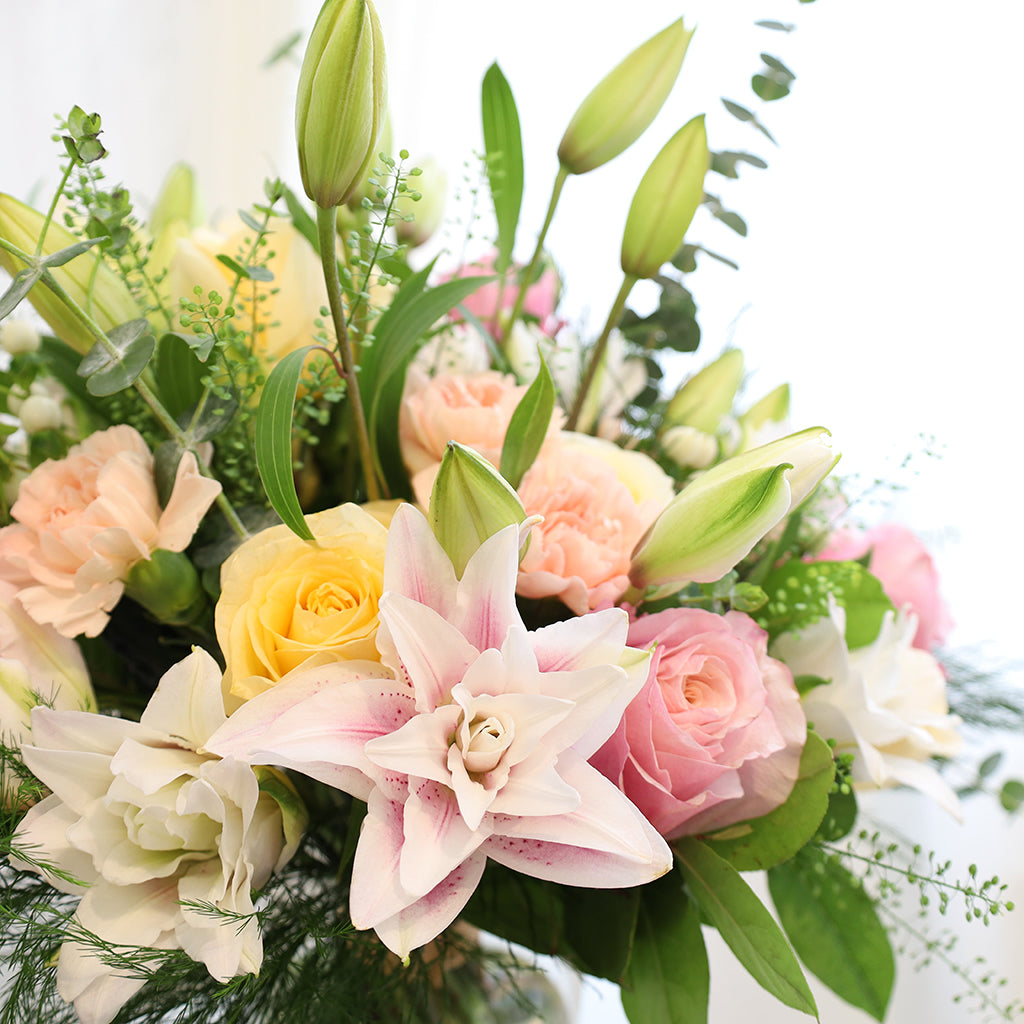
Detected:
[
  {"left": 481, "top": 62, "right": 524, "bottom": 273},
  {"left": 674, "top": 837, "right": 818, "bottom": 1017},
  {"left": 769, "top": 848, "right": 894, "bottom": 1021},
  {"left": 500, "top": 353, "right": 554, "bottom": 489}
]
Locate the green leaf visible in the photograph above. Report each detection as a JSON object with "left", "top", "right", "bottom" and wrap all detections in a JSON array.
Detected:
[
  {"left": 978, "top": 751, "right": 1004, "bottom": 779},
  {"left": 39, "top": 236, "right": 103, "bottom": 267},
  {"left": 216, "top": 253, "right": 274, "bottom": 283},
  {"left": 283, "top": 185, "right": 319, "bottom": 254},
  {"left": 674, "top": 838, "right": 818, "bottom": 1017},
  {"left": 710, "top": 150, "right": 768, "bottom": 179},
  {"left": 363, "top": 267, "right": 496, "bottom": 491},
  {"left": 153, "top": 441, "right": 185, "bottom": 508},
  {"left": 752, "top": 74, "right": 791, "bottom": 102},
  {"left": 562, "top": 886, "right": 640, "bottom": 982},
  {"left": 795, "top": 674, "right": 829, "bottom": 696},
  {"left": 756, "top": 560, "right": 895, "bottom": 648},
  {"left": 756, "top": 19, "right": 795, "bottom": 31},
  {"left": 463, "top": 862, "right": 564, "bottom": 956},
  {"left": 712, "top": 208, "right": 748, "bottom": 237},
  {"left": 77, "top": 318, "right": 155, "bottom": 396},
  {"left": 1000, "top": 779, "right": 1024, "bottom": 813},
  {"left": 500, "top": 354, "right": 554, "bottom": 488},
  {"left": 704, "top": 730, "right": 834, "bottom": 871},
  {"left": 622, "top": 872, "right": 708, "bottom": 1024},
  {"left": 769, "top": 848, "right": 894, "bottom": 1021},
  {"left": 816, "top": 787, "right": 858, "bottom": 841},
  {"left": 254, "top": 344, "right": 317, "bottom": 540},
  {"left": 481, "top": 63, "right": 524, "bottom": 273},
  {"left": 760, "top": 53, "right": 796, "bottom": 79},
  {"left": 0, "top": 267, "right": 41, "bottom": 320},
  {"left": 720, "top": 99, "right": 777, "bottom": 144},
  {"left": 155, "top": 333, "right": 206, "bottom": 417},
  {"left": 238, "top": 209, "right": 264, "bottom": 234}
]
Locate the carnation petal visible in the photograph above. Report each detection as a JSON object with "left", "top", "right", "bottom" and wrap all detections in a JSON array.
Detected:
[{"left": 155, "top": 450, "right": 222, "bottom": 553}]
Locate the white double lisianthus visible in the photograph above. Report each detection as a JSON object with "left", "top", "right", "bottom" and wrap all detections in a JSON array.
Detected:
[
  {"left": 773, "top": 597, "right": 963, "bottom": 816},
  {"left": 11, "top": 649, "right": 304, "bottom": 1024}
]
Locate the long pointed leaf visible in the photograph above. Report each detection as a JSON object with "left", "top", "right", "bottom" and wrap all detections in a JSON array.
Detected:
[
  {"left": 482, "top": 63, "right": 524, "bottom": 273},
  {"left": 674, "top": 838, "right": 818, "bottom": 1018},
  {"left": 254, "top": 344, "right": 317, "bottom": 540},
  {"left": 622, "top": 872, "right": 708, "bottom": 1024},
  {"left": 769, "top": 849, "right": 894, "bottom": 1021},
  {"left": 500, "top": 353, "right": 554, "bottom": 488}
]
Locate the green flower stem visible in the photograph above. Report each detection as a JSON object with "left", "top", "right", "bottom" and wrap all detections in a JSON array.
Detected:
[
  {"left": 566, "top": 272, "right": 638, "bottom": 432},
  {"left": 316, "top": 204, "right": 381, "bottom": 502},
  {"left": 35, "top": 163, "right": 75, "bottom": 259},
  {"left": 504, "top": 163, "right": 569, "bottom": 343},
  {"left": 14, "top": 250, "right": 250, "bottom": 541}
]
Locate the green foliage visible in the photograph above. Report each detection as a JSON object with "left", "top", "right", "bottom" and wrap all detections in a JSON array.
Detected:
[
  {"left": 769, "top": 848, "right": 894, "bottom": 1020},
  {"left": 481, "top": 63, "right": 524, "bottom": 273},
  {"left": 76, "top": 318, "right": 155, "bottom": 396},
  {"left": 621, "top": 872, "right": 708, "bottom": 1024},
  {"left": 499, "top": 353, "right": 554, "bottom": 488},
  {"left": 254, "top": 345, "right": 320, "bottom": 540},
  {"left": 756, "top": 559, "right": 895, "bottom": 648},
  {"left": 704, "top": 730, "right": 834, "bottom": 871},
  {"left": 673, "top": 838, "right": 818, "bottom": 1017}
]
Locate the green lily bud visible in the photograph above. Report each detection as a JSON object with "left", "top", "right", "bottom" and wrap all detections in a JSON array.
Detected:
[
  {"left": 394, "top": 156, "right": 447, "bottom": 248},
  {"left": 558, "top": 19, "right": 694, "bottom": 175},
  {"left": 737, "top": 383, "right": 791, "bottom": 450},
  {"left": 124, "top": 548, "right": 207, "bottom": 626},
  {"left": 620, "top": 115, "right": 708, "bottom": 280},
  {"left": 630, "top": 427, "right": 838, "bottom": 591},
  {"left": 296, "top": 0, "right": 387, "bottom": 209},
  {"left": 148, "top": 162, "right": 205, "bottom": 240},
  {"left": 665, "top": 348, "right": 744, "bottom": 434},
  {"left": 0, "top": 193, "right": 142, "bottom": 355},
  {"left": 429, "top": 442, "right": 528, "bottom": 577}
]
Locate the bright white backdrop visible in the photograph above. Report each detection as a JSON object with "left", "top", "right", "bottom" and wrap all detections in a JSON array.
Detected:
[{"left": 2, "top": 2, "right": 1022, "bottom": 1022}]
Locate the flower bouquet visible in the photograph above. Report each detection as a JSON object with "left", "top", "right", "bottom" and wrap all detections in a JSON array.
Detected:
[{"left": 0, "top": 3, "right": 1019, "bottom": 1023}]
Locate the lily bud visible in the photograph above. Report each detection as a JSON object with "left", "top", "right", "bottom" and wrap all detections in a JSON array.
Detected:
[
  {"left": 738, "top": 383, "right": 791, "bottom": 450},
  {"left": 148, "top": 162, "right": 205, "bottom": 240},
  {"left": 621, "top": 115, "right": 708, "bottom": 280},
  {"left": 630, "top": 427, "right": 838, "bottom": 591},
  {"left": 558, "top": 20, "right": 694, "bottom": 175},
  {"left": 0, "top": 193, "right": 142, "bottom": 355},
  {"left": 665, "top": 348, "right": 744, "bottom": 434},
  {"left": 124, "top": 548, "right": 206, "bottom": 626},
  {"left": 296, "top": 0, "right": 387, "bottom": 209},
  {"left": 429, "top": 442, "right": 528, "bottom": 577},
  {"left": 394, "top": 156, "right": 447, "bottom": 248}
]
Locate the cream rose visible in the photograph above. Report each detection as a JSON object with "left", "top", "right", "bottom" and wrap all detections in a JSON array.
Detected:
[
  {"left": 0, "top": 425, "right": 220, "bottom": 638},
  {"left": 216, "top": 503, "right": 389, "bottom": 701}
]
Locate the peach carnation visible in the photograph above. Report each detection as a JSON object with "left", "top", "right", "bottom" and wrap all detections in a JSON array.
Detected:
[
  {"left": 0, "top": 425, "right": 221, "bottom": 638},
  {"left": 517, "top": 434, "right": 674, "bottom": 613}
]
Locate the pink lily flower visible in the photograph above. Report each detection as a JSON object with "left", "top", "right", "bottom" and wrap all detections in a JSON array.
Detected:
[{"left": 207, "top": 504, "right": 671, "bottom": 958}]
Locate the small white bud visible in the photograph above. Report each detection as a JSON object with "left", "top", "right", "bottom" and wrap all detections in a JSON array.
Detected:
[
  {"left": 18, "top": 394, "right": 63, "bottom": 434},
  {"left": 0, "top": 318, "right": 41, "bottom": 355},
  {"left": 661, "top": 424, "right": 718, "bottom": 470}
]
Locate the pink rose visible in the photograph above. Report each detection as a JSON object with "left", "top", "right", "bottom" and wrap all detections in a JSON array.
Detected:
[
  {"left": 815, "top": 524, "right": 953, "bottom": 650},
  {"left": 445, "top": 252, "right": 560, "bottom": 336},
  {"left": 517, "top": 434, "right": 674, "bottom": 614},
  {"left": 0, "top": 425, "right": 221, "bottom": 638},
  {"left": 591, "top": 608, "right": 806, "bottom": 839}
]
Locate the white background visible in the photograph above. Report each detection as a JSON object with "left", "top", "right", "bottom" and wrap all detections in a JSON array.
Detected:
[{"left": 2, "top": 2, "right": 1022, "bottom": 1021}]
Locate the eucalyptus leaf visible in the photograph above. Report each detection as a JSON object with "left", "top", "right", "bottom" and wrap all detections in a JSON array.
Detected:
[
  {"left": 77, "top": 318, "right": 155, "bottom": 397},
  {"left": 769, "top": 849, "right": 894, "bottom": 1021},
  {"left": 621, "top": 872, "right": 708, "bottom": 1024},
  {"left": 254, "top": 344, "right": 317, "bottom": 540},
  {"left": 500, "top": 354, "right": 554, "bottom": 488},
  {"left": 238, "top": 209, "right": 264, "bottom": 234},
  {"left": 0, "top": 267, "right": 41, "bottom": 320},
  {"left": 753, "top": 74, "right": 792, "bottom": 102},
  {"left": 755, "top": 19, "right": 795, "bottom": 31},
  {"left": 39, "top": 236, "right": 104, "bottom": 267},
  {"left": 760, "top": 53, "right": 796, "bottom": 79},
  {"left": 704, "top": 731, "right": 833, "bottom": 872},
  {"left": 481, "top": 63, "right": 524, "bottom": 273},
  {"left": 1000, "top": 779, "right": 1024, "bottom": 812},
  {"left": 674, "top": 838, "right": 818, "bottom": 1017}
]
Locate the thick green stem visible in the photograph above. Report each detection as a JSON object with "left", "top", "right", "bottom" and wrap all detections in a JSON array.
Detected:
[
  {"left": 504, "top": 164, "right": 570, "bottom": 343},
  {"left": 566, "top": 273, "right": 638, "bottom": 432},
  {"left": 316, "top": 205, "right": 380, "bottom": 502}
]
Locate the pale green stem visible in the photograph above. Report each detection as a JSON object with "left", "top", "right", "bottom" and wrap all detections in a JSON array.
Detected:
[
  {"left": 316, "top": 205, "right": 381, "bottom": 502},
  {"left": 504, "top": 164, "right": 570, "bottom": 344},
  {"left": 24, "top": 254, "right": 250, "bottom": 541},
  {"left": 566, "top": 273, "right": 638, "bottom": 432},
  {"left": 35, "top": 163, "right": 75, "bottom": 259}
]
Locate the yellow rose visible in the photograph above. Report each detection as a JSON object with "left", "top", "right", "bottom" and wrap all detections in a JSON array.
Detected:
[{"left": 216, "top": 503, "right": 388, "bottom": 702}]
